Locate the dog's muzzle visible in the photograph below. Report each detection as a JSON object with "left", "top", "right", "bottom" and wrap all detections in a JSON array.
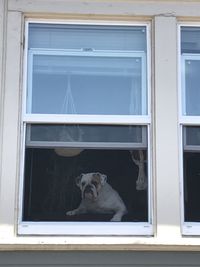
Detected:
[{"left": 83, "top": 185, "right": 97, "bottom": 200}]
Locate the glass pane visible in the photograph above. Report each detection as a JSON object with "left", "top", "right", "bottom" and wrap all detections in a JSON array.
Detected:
[
  {"left": 183, "top": 150, "right": 200, "bottom": 222},
  {"left": 26, "top": 124, "right": 146, "bottom": 147},
  {"left": 183, "top": 127, "right": 200, "bottom": 222},
  {"left": 181, "top": 27, "right": 200, "bottom": 54},
  {"left": 184, "top": 126, "right": 200, "bottom": 147},
  {"left": 28, "top": 53, "right": 146, "bottom": 115},
  {"left": 183, "top": 59, "right": 200, "bottom": 115},
  {"left": 23, "top": 147, "right": 148, "bottom": 222},
  {"left": 29, "top": 24, "right": 147, "bottom": 52}
]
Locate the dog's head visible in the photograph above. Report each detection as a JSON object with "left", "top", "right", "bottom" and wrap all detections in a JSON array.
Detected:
[{"left": 76, "top": 172, "right": 107, "bottom": 201}]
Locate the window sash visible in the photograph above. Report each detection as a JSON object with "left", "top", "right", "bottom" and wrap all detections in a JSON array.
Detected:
[
  {"left": 23, "top": 114, "right": 151, "bottom": 125},
  {"left": 18, "top": 122, "right": 152, "bottom": 235},
  {"left": 26, "top": 49, "right": 148, "bottom": 116}
]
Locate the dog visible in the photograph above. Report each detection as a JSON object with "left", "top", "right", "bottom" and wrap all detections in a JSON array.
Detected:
[{"left": 66, "top": 172, "right": 127, "bottom": 221}]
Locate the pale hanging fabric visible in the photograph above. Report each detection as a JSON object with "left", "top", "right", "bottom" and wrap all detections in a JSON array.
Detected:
[
  {"left": 61, "top": 74, "right": 77, "bottom": 115},
  {"left": 130, "top": 150, "right": 147, "bottom": 190}
]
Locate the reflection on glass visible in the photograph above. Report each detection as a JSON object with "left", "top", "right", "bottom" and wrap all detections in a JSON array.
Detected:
[
  {"left": 28, "top": 54, "right": 146, "bottom": 115},
  {"left": 29, "top": 24, "right": 147, "bottom": 51},
  {"left": 27, "top": 124, "right": 146, "bottom": 147},
  {"left": 184, "top": 60, "right": 200, "bottom": 115}
]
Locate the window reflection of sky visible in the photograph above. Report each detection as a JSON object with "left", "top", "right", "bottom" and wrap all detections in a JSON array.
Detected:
[{"left": 30, "top": 54, "right": 144, "bottom": 115}]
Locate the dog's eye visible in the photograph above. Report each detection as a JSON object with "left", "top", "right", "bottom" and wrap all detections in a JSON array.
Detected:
[{"left": 81, "top": 181, "right": 86, "bottom": 187}]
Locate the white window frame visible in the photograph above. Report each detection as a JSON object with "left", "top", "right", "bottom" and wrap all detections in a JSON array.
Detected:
[
  {"left": 179, "top": 24, "right": 200, "bottom": 235},
  {"left": 18, "top": 20, "right": 152, "bottom": 236}
]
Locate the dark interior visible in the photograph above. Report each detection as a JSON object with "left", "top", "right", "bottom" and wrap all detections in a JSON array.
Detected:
[
  {"left": 184, "top": 152, "right": 200, "bottom": 221},
  {"left": 23, "top": 148, "right": 148, "bottom": 222}
]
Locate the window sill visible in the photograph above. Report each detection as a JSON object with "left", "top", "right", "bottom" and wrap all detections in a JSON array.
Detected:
[
  {"left": 18, "top": 222, "right": 153, "bottom": 236},
  {"left": 1, "top": 242, "right": 200, "bottom": 252}
]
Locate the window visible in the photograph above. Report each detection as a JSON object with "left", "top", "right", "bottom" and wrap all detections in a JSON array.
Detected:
[
  {"left": 180, "top": 26, "right": 200, "bottom": 235},
  {"left": 18, "top": 22, "right": 152, "bottom": 235}
]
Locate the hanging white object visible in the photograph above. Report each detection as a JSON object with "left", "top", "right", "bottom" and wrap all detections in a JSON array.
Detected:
[
  {"left": 130, "top": 150, "right": 147, "bottom": 190},
  {"left": 61, "top": 74, "right": 77, "bottom": 114},
  {"left": 55, "top": 148, "right": 83, "bottom": 157},
  {"left": 55, "top": 74, "right": 83, "bottom": 157}
]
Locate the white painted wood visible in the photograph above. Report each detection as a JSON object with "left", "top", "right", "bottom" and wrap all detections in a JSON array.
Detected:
[
  {"left": 18, "top": 222, "right": 153, "bottom": 236},
  {"left": 7, "top": 0, "right": 200, "bottom": 17},
  {"left": 22, "top": 114, "right": 151, "bottom": 124},
  {"left": 0, "top": 0, "right": 6, "bottom": 203},
  {"left": 179, "top": 116, "right": 200, "bottom": 125},
  {"left": 154, "top": 16, "right": 181, "bottom": 239},
  {"left": 0, "top": 11, "right": 22, "bottom": 238}
]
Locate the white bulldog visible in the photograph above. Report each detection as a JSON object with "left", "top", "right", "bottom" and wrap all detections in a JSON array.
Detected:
[{"left": 66, "top": 172, "right": 127, "bottom": 221}]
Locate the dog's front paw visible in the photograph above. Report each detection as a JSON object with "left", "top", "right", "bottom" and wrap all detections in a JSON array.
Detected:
[
  {"left": 110, "top": 214, "right": 122, "bottom": 222},
  {"left": 66, "top": 210, "right": 77, "bottom": 216}
]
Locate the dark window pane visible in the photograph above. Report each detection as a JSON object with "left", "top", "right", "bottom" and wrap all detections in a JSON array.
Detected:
[
  {"left": 181, "top": 27, "right": 200, "bottom": 54},
  {"left": 23, "top": 147, "right": 148, "bottom": 222},
  {"left": 27, "top": 124, "right": 147, "bottom": 148},
  {"left": 183, "top": 126, "right": 200, "bottom": 222},
  {"left": 183, "top": 151, "right": 200, "bottom": 222},
  {"left": 185, "top": 126, "right": 200, "bottom": 147}
]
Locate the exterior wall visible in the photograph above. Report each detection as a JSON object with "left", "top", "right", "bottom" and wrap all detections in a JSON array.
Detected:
[
  {"left": 2, "top": 251, "right": 200, "bottom": 266},
  {"left": 0, "top": 0, "right": 6, "bottom": 192},
  {"left": 1, "top": 0, "right": 200, "bottom": 260}
]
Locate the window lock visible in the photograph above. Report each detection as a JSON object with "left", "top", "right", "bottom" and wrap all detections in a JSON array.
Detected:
[{"left": 82, "top": 47, "right": 94, "bottom": 52}]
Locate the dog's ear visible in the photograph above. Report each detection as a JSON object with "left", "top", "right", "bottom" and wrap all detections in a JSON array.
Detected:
[
  {"left": 99, "top": 173, "right": 107, "bottom": 185},
  {"left": 75, "top": 174, "right": 83, "bottom": 187}
]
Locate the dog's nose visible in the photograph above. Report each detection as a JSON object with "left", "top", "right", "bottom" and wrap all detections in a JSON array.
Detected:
[{"left": 85, "top": 184, "right": 94, "bottom": 192}]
